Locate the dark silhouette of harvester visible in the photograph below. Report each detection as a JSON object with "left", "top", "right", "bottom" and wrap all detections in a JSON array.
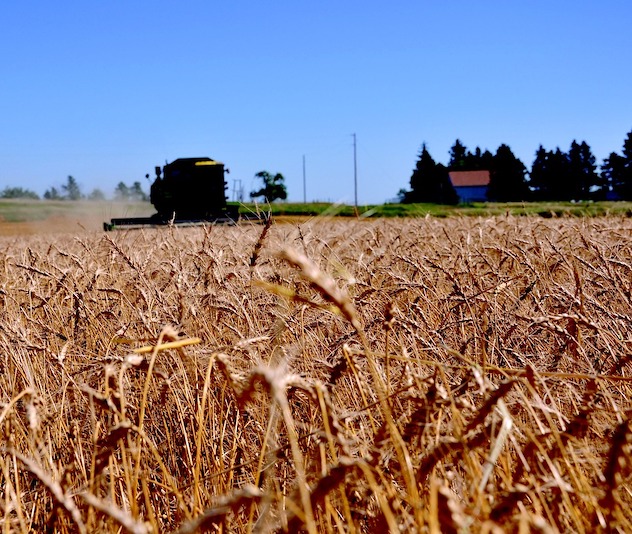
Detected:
[{"left": 104, "top": 157, "right": 240, "bottom": 230}]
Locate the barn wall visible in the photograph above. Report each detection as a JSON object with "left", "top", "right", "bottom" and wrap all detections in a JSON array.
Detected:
[{"left": 455, "top": 185, "right": 488, "bottom": 203}]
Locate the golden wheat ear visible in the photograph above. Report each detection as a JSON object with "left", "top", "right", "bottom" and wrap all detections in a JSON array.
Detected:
[{"left": 3, "top": 216, "right": 631, "bottom": 532}]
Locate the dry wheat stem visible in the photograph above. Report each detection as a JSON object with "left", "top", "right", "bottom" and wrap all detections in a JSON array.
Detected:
[{"left": 1, "top": 217, "right": 631, "bottom": 532}]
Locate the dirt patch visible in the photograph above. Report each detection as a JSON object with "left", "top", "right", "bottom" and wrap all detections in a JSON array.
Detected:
[
  {"left": 0, "top": 215, "right": 106, "bottom": 236},
  {"left": 0, "top": 214, "right": 333, "bottom": 236}
]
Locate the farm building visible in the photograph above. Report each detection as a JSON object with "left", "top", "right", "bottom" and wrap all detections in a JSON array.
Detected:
[{"left": 449, "top": 170, "right": 490, "bottom": 202}]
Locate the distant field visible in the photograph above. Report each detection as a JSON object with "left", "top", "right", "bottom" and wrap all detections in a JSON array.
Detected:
[
  {"left": 252, "top": 200, "right": 632, "bottom": 218},
  {"left": 0, "top": 199, "right": 631, "bottom": 236},
  {"left": 0, "top": 199, "right": 153, "bottom": 235},
  {"left": 0, "top": 216, "right": 630, "bottom": 532}
]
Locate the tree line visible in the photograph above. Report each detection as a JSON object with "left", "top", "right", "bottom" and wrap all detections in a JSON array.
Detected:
[
  {"left": 0, "top": 176, "right": 149, "bottom": 202},
  {"left": 3, "top": 171, "right": 286, "bottom": 203},
  {"left": 399, "top": 128, "right": 632, "bottom": 204}
]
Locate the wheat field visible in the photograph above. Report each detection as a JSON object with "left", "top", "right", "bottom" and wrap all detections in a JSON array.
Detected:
[{"left": 0, "top": 216, "right": 630, "bottom": 533}]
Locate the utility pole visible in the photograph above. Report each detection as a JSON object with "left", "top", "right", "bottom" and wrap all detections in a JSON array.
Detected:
[
  {"left": 232, "top": 179, "right": 242, "bottom": 202},
  {"left": 302, "top": 154, "right": 306, "bottom": 203},
  {"left": 352, "top": 133, "right": 358, "bottom": 208}
]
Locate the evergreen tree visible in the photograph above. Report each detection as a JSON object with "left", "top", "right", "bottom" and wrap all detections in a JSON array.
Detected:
[
  {"left": 463, "top": 146, "right": 483, "bottom": 170},
  {"left": 405, "top": 144, "right": 457, "bottom": 204},
  {"left": 480, "top": 149, "right": 495, "bottom": 172},
  {"left": 408, "top": 143, "right": 436, "bottom": 199},
  {"left": 530, "top": 147, "right": 573, "bottom": 201},
  {"left": 623, "top": 129, "right": 632, "bottom": 161},
  {"left": 601, "top": 130, "right": 632, "bottom": 199},
  {"left": 531, "top": 141, "right": 599, "bottom": 201},
  {"left": 548, "top": 148, "right": 573, "bottom": 201},
  {"left": 455, "top": 145, "right": 494, "bottom": 171},
  {"left": 619, "top": 130, "right": 632, "bottom": 199},
  {"left": 434, "top": 163, "right": 459, "bottom": 204},
  {"left": 568, "top": 140, "right": 599, "bottom": 199},
  {"left": 448, "top": 139, "right": 468, "bottom": 170},
  {"left": 487, "top": 144, "right": 529, "bottom": 201},
  {"left": 62, "top": 175, "right": 82, "bottom": 200},
  {"left": 529, "top": 145, "right": 550, "bottom": 200},
  {"left": 601, "top": 152, "right": 626, "bottom": 199},
  {"left": 601, "top": 152, "right": 625, "bottom": 198}
]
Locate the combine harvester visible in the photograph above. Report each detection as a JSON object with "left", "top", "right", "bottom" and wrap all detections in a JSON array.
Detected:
[{"left": 103, "top": 157, "right": 257, "bottom": 231}]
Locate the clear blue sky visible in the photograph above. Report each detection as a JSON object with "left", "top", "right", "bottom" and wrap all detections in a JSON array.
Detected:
[{"left": 2, "top": 1, "right": 631, "bottom": 204}]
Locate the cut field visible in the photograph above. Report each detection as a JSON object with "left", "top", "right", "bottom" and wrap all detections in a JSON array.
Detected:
[
  {"left": 0, "top": 216, "right": 630, "bottom": 532},
  {"left": 0, "top": 199, "right": 154, "bottom": 236}
]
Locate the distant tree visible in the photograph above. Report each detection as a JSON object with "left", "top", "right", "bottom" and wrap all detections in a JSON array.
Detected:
[
  {"left": 529, "top": 147, "right": 573, "bottom": 201},
  {"left": 396, "top": 188, "right": 408, "bottom": 203},
  {"left": 530, "top": 142, "right": 601, "bottom": 201},
  {"left": 623, "top": 129, "right": 632, "bottom": 159},
  {"left": 0, "top": 187, "right": 39, "bottom": 199},
  {"left": 43, "top": 187, "right": 62, "bottom": 200},
  {"left": 480, "top": 149, "right": 495, "bottom": 171},
  {"left": 449, "top": 142, "right": 494, "bottom": 172},
  {"left": 129, "top": 181, "right": 148, "bottom": 202},
  {"left": 487, "top": 144, "right": 530, "bottom": 202},
  {"left": 548, "top": 148, "right": 574, "bottom": 200},
  {"left": 568, "top": 140, "right": 599, "bottom": 199},
  {"left": 62, "top": 175, "right": 82, "bottom": 200},
  {"left": 404, "top": 144, "right": 457, "bottom": 204},
  {"left": 250, "top": 171, "right": 287, "bottom": 202},
  {"left": 466, "top": 146, "right": 482, "bottom": 168},
  {"left": 433, "top": 163, "right": 459, "bottom": 204},
  {"left": 448, "top": 139, "right": 468, "bottom": 170},
  {"left": 601, "top": 152, "right": 626, "bottom": 199},
  {"left": 618, "top": 130, "right": 632, "bottom": 199},
  {"left": 463, "top": 146, "right": 483, "bottom": 170},
  {"left": 114, "top": 182, "right": 130, "bottom": 200},
  {"left": 408, "top": 144, "right": 436, "bottom": 200},
  {"left": 600, "top": 152, "right": 625, "bottom": 199},
  {"left": 113, "top": 181, "right": 148, "bottom": 201},
  {"left": 601, "top": 130, "right": 632, "bottom": 200},
  {"left": 529, "top": 146, "right": 549, "bottom": 200},
  {"left": 87, "top": 188, "right": 106, "bottom": 200}
]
